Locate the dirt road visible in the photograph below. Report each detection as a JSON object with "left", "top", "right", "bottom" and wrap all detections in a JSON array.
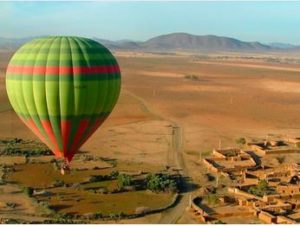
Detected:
[
  {"left": 125, "top": 90, "right": 191, "bottom": 224},
  {"left": 158, "top": 124, "right": 193, "bottom": 224}
]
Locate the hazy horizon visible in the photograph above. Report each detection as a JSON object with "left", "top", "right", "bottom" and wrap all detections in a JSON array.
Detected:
[{"left": 1, "top": 1, "right": 300, "bottom": 45}]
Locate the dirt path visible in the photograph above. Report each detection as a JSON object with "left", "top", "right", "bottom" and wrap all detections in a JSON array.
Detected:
[
  {"left": 158, "top": 124, "right": 194, "bottom": 224},
  {"left": 125, "top": 90, "right": 192, "bottom": 223}
]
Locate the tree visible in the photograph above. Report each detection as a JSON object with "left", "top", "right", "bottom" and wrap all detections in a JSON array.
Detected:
[
  {"left": 146, "top": 173, "right": 178, "bottom": 193},
  {"left": 248, "top": 179, "right": 268, "bottom": 197},
  {"left": 257, "top": 179, "right": 268, "bottom": 190},
  {"left": 146, "top": 174, "right": 161, "bottom": 191},
  {"left": 23, "top": 187, "right": 34, "bottom": 197},
  {"left": 110, "top": 171, "right": 119, "bottom": 179},
  {"left": 117, "top": 174, "right": 132, "bottom": 187}
]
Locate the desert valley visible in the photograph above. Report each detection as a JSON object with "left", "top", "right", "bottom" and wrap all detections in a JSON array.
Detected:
[{"left": 1, "top": 33, "right": 300, "bottom": 223}]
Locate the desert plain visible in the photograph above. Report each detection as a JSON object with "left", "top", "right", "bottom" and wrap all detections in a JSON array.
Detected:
[{"left": 1, "top": 49, "right": 300, "bottom": 223}]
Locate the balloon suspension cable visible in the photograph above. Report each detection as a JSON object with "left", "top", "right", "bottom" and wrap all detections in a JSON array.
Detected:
[{"left": 60, "top": 158, "right": 71, "bottom": 175}]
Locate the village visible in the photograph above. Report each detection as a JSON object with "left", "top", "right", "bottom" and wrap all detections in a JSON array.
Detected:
[{"left": 189, "top": 135, "right": 300, "bottom": 224}]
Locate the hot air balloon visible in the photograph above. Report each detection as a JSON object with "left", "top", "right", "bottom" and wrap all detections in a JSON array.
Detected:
[{"left": 6, "top": 36, "right": 121, "bottom": 173}]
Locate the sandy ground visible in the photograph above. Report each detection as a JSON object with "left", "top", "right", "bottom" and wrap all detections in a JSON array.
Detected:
[
  {"left": 195, "top": 60, "right": 300, "bottom": 72},
  {"left": 119, "top": 54, "right": 300, "bottom": 153},
  {"left": 2, "top": 50, "right": 300, "bottom": 222}
]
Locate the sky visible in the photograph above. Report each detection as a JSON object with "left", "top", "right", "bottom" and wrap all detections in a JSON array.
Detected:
[{"left": 1, "top": 1, "right": 300, "bottom": 45}]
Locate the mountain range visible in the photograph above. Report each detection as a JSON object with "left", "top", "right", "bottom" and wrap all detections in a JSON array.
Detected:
[{"left": 1, "top": 33, "right": 299, "bottom": 53}]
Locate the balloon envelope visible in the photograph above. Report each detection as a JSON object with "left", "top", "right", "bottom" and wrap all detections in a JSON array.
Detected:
[{"left": 6, "top": 36, "right": 121, "bottom": 162}]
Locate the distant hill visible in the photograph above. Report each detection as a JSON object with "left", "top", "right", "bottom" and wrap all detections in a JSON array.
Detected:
[
  {"left": 269, "top": 42, "right": 296, "bottom": 49},
  {"left": 141, "top": 33, "right": 272, "bottom": 52},
  {"left": 1, "top": 33, "right": 299, "bottom": 53},
  {"left": 93, "top": 38, "right": 141, "bottom": 50}
]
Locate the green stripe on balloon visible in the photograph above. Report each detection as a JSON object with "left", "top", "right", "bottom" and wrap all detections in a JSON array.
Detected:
[
  {"left": 9, "top": 59, "right": 117, "bottom": 66},
  {"left": 16, "top": 113, "right": 111, "bottom": 121},
  {"left": 10, "top": 53, "right": 116, "bottom": 61},
  {"left": 6, "top": 74, "right": 120, "bottom": 81},
  {"left": 18, "top": 47, "right": 109, "bottom": 53}
]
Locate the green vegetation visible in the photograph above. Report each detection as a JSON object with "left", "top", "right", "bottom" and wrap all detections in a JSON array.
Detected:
[
  {"left": 117, "top": 174, "right": 133, "bottom": 187},
  {"left": 276, "top": 155, "right": 286, "bottom": 164},
  {"left": 110, "top": 171, "right": 119, "bottom": 179},
  {"left": 43, "top": 218, "right": 85, "bottom": 224},
  {"left": 5, "top": 157, "right": 178, "bottom": 218},
  {"left": 146, "top": 173, "right": 177, "bottom": 193},
  {"left": 0, "top": 138, "right": 52, "bottom": 157},
  {"left": 235, "top": 137, "right": 246, "bottom": 145},
  {"left": 201, "top": 150, "right": 211, "bottom": 157},
  {"left": 0, "top": 147, "right": 52, "bottom": 156},
  {"left": 52, "top": 180, "right": 65, "bottom": 187},
  {"left": 248, "top": 179, "right": 270, "bottom": 197},
  {"left": 1, "top": 218, "right": 23, "bottom": 224},
  {"left": 204, "top": 194, "right": 219, "bottom": 205},
  {"left": 93, "top": 212, "right": 103, "bottom": 219},
  {"left": 184, "top": 74, "right": 199, "bottom": 81},
  {"left": 0, "top": 138, "right": 23, "bottom": 145},
  {"left": 296, "top": 142, "right": 300, "bottom": 148},
  {"left": 89, "top": 175, "right": 107, "bottom": 183},
  {"left": 23, "top": 187, "right": 34, "bottom": 197},
  {"left": 213, "top": 220, "right": 226, "bottom": 224},
  {"left": 100, "top": 157, "right": 117, "bottom": 167}
]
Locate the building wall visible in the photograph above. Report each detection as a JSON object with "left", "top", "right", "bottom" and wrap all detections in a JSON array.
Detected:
[
  {"left": 276, "top": 215, "right": 296, "bottom": 224},
  {"left": 258, "top": 211, "right": 276, "bottom": 223},
  {"left": 277, "top": 184, "right": 300, "bottom": 196}
]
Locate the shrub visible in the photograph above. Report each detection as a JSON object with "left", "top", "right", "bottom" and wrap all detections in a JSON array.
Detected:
[
  {"left": 204, "top": 194, "right": 219, "bottom": 205},
  {"left": 52, "top": 180, "right": 65, "bottom": 187},
  {"left": 23, "top": 187, "right": 34, "bottom": 197},
  {"left": 117, "top": 174, "right": 132, "bottom": 187},
  {"left": 184, "top": 74, "right": 199, "bottom": 81},
  {"left": 146, "top": 173, "right": 178, "bottom": 193},
  {"left": 110, "top": 171, "right": 119, "bottom": 179},
  {"left": 248, "top": 179, "right": 269, "bottom": 197},
  {"left": 235, "top": 137, "right": 246, "bottom": 145},
  {"left": 89, "top": 175, "right": 108, "bottom": 183},
  {"left": 6, "top": 202, "right": 17, "bottom": 208},
  {"left": 276, "top": 156, "right": 285, "bottom": 164},
  {"left": 3, "top": 218, "right": 21, "bottom": 224},
  {"left": 93, "top": 212, "right": 103, "bottom": 219}
]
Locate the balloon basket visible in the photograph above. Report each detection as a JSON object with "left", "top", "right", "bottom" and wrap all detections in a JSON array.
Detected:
[{"left": 60, "top": 160, "right": 70, "bottom": 175}]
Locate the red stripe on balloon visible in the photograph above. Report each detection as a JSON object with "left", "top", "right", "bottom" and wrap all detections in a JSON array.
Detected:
[
  {"left": 20, "top": 117, "right": 62, "bottom": 158},
  {"left": 60, "top": 120, "right": 71, "bottom": 156},
  {"left": 41, "top": 120, "right": 63, "bottom": 158},
  {"left": 65, "top": 119, "right": 89, "bottom": 162},
  {"left": 77, "top": 117, "right": 107, "bottom": 149},
  {"left": 22, "top": 118, "right": 50, "bottom": 148},
  {"left": 7, "top": 65, "right": 120, "bottom": 75}
]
